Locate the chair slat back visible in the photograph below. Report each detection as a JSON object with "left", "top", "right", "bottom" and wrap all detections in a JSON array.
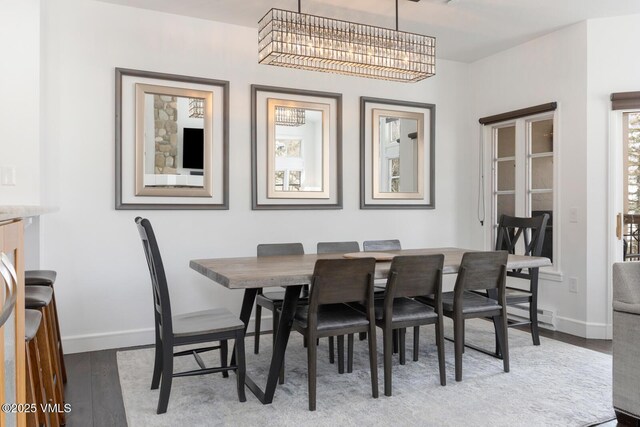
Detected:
[
  {"left": 363, "top": 239, "right": 402, "bottom": 252},
  {"left": 455, "top": 251, "right": 508, "bottom": 292},
  {"left": 387, "top": 255, "right": 443, "bottom": 299},
  {"left": 495, "top": 214, "right": 549, "bottom": 257},
  {"left": 309, "top": 258, "right": 375, "bottom": 306},
  {"left": 135, "top": 217, "right": 173, "bottom": 337},
  {"left": 317, "top": 241, "right": 360, "bottom": 254},
  {"left": 257, "top": 243, "right": 304, "bottom": 257}
]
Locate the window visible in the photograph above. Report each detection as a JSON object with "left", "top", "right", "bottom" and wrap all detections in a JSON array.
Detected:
[{"left": 490, "top": 113, "right": 555, "bottom": 263}]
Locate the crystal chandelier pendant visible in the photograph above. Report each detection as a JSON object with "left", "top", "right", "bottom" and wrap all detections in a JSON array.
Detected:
[{"left": 258, "top": 1, "right": 435, "bottom": 82}]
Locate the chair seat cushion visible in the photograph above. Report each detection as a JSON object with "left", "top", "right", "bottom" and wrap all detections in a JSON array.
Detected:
[
  {"left": 25, "top": 286, "right": 53, "bottom": 308},
  {"left": 421, "top": 291, "right": 501, "bottom": 315},
  {"left": 257, "top": 290, "right": 309, "bottom": 307},
  {"left": 173, "top": 308, "right": 244, "bottom": 338},
  {"left": 25, "top": 270, "right": 57, "bottom": 286},
  {"left": 24, "top": 309, "right": 42, "bottom": 341},
  {"left": 505, "top": 288, "right": 532, "bottom": 303},
  {"left": 374, "top": 298, "right": 437, "bottom": 322},
  {"left": 294, "top": 304, "right": 369, "bottom": 332}
]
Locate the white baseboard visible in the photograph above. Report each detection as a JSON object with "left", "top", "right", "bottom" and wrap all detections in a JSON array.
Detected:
[
  {"left": 62, "top": 317, "right": 270, "bottom": 354},
  {"left": 555, "top": 315, "right": 612, "bottom": 339}
]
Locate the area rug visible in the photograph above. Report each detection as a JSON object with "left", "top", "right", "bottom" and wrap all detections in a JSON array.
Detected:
[{"left": 117, "top": 319, "right": 614, "bottom": 427}]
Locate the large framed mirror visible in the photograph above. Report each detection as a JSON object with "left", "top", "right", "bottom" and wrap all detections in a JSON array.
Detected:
[
  {"left": 252, "top": 85, "right": 342, "bottom": 209},
  {"left": 116, "top": 68, "right": 228, "bottom": 209},
  {"left": 360, "top": 97, "right": 435, "bottom": 209}
]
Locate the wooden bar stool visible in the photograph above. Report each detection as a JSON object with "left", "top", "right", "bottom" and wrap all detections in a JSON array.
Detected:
[
  {"left": 24, "top": 286, "right": 65, "bottom": 426},
  {"left": 25, "top": 270, "right": 66, "bottom": 383},
  {"left": 25, "top": 308, "right": 61, "bottom": 427}
]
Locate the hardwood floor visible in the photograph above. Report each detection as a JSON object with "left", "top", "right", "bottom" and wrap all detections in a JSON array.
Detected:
[{"left": 62, "top": 330, "right": 613, "bottom": 426}]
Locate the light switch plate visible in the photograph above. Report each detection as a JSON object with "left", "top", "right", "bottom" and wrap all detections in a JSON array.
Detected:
[
  {"left": 569, "top": 277, "right": 578, "bottom": 293},
  {"left": 569, "top": 207, "right": 578, "bottom": 223},
  {"left": 1, "top": 166, "right": 16, "bottom": 186}
]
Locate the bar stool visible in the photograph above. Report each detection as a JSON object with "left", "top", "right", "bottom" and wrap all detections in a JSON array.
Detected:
[
  {"left": 25, "top": 308, "right": 61, "bottom": 427},
  {"left": 24, "top": 286, "right": 65, "bottom": 426},
  {"left": 25, "top": 270, "right": 66, "bottom": 384}
]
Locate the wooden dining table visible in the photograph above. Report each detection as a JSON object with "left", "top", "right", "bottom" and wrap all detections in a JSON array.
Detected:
[{"left": 189, "top": 247, "right": 551, "bottom": 404}]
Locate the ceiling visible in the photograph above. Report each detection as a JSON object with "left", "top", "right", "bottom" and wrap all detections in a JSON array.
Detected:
[{"left": 95, "top": 0, "right": 640, "bottom": 62}]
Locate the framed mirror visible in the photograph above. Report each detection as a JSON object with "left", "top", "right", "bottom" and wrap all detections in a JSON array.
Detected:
[
  {"left": 252, "top": 85, "right": 342, "bottom": 210},
  {"left": 360, "top": 97, "right": 435, "bottom": 209},
  {"left": 116, "top": 68, "right": 229, "bottom": 209}
]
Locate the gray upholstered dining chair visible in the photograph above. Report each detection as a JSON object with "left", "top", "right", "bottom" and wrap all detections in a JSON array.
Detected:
[
  {"left": 612, "top": 261, "right": 640, "bottom": 424},
  {"left": 291, "top": 257, "right": 379, "bottom": 411},
  {"left": 135, "top": 217, "right": 246, "bottom": 414},
  {"left": 363, "top": 239, "right": 402, "bottom": 252},
  {"left": 419, "top": 251, "right": 509, "bottom": 381},
  {"left": 373, "top": 254, "right": 446, "bottom": 396}
]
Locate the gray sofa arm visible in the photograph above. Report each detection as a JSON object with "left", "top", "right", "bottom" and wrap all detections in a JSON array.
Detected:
[{"left": 613, "top": 301, "right": 640, "bottom": 315}]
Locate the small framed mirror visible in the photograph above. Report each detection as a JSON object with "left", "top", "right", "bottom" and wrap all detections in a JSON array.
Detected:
[
  {"left": 252, "top": 85, "right": 342, "bottom": 210},
  {"left": 360, "top": 97, "right": 435, "bottom": 209},
  {"left": 116, "top": 68, "right": 228, "bottom": 210}
]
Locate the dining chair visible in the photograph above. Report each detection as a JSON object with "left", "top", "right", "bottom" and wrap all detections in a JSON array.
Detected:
[
  {"left": 254, "top": 243, "right": 305, "bottom": 355},
  {"left": 316, "top": 241, "right": 361, "bottom": 372},
  {"left": 418, "top": 251, "right": 509, "bottom": 381},
  {"left": 135, "top": 217, "right": 246, "bottom": 414},
  {"left": 374, "top": 255, "right": 446, "bottom": 396},
  {"left": 363, "top": 239, "right": 405, "bottom": 354},
  {"left": 494, "top": 214, "right": 549, "bottom": 346},
  {"left": 292, "top": 258, "right": 379, "bottom": 411},
  {"left": 363, "top": 239, "right": 402, "bottom": 252}
]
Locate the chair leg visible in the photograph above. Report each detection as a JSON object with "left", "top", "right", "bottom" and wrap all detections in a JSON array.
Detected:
[
  {"left": 501, "top": 313, "right": 510, "bottom": 373},
  {"left": 367, "top": 323, "right": 379, "bottom": 399},
  {"left": 307, "top": 332, "right": 318, "bottom": 411},
  {"left": 530, "top": 300, "right": 540, "bottom": 346},
  {"left": 50, "top": 292, "right": 67, "bottom": 384},
  {"left": 254, "top": 304, "right": 262, "bottom": 354},
  {"left": 436, "top": 320, "right": 446, "bottom": 386},
  {"left": 273, "top": 310, "right": 285, "bottom": 385},
  {"left": 454, "top": 317, "right": 464, "bottom": 382},
  {"left": 393, "top": 329, "right": 399, "bottom": 354},
  {"left": 35, "top": 322, "right": 61, "bottom": 427},
  {"left": 221, "top": 340, "right": 229, "bottom": 378},
  {"left": 347, "top": 334, "right": 354, "bottom": 373},
  {"left": 328, "top": 336, "right": 335, "bottom": 364},
  {"left": 399, "top": 328, "right": 406, "bottom": 365},
  {"left": 151, "top": 335, "right": 163, "bottom": 390},
  {"left": 235, "top": 332, "right": 247, "bottom": 402},
  {"left": 383, "top": 326, "right": 393, "bottom": 396},
  {"left": 157, "top": 343, "right": 174, "bottom": 414},
  {"left": 337, "top": 335, "right": 345, "bottom": 374},
  {"left": 413, "top": 326, "right": 420, "bottom": 362}
]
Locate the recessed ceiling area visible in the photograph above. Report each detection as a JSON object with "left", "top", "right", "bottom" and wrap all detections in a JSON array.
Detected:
[{"left": 94, "top": 0, "right": 640, "bottom": 62}]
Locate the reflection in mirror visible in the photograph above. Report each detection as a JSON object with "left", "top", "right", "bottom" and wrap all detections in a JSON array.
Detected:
[
  {"left": 267, "top": 99, "right": 330, "bottom": 199},
  {"left": 135, "top": 84, "right": 213, "bottom": 197},
  {"left": 372, "top": 109, "right": 424, "bottom": 199}
]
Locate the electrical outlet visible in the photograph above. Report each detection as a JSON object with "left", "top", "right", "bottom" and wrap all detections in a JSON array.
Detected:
[
  {"left": 1, "top": 166, "right": 16, "bottom": 186},
  {"left": 569, "top": 277, "right": 578, "bottom": 293},
  {"left": 569, "top": 207, "right": 578, "bottom": 223}
]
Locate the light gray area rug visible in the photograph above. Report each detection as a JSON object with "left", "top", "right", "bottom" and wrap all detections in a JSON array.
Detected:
[{"left": 117, "top": 319, "right": 614, "bottom": 427}]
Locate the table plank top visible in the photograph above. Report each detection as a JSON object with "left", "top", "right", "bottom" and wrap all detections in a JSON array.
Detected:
[{"left": 190, "top": 247, "right": 552, "bottom": 290}]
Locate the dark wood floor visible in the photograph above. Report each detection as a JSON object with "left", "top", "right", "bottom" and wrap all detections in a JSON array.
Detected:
[{"left": 62, "top": 328, "right": 614, "bottom": 427}]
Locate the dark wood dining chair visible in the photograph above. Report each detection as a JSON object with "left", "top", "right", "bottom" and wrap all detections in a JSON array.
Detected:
[
  {"left": 135, "top": 217, "right": 246, "bottom": 414},
  {"left": 316, "top": 241, "right": 360, "bottom": 372},
  {"left": 292, "top": 258, "right": 379, "bottom": 411},
  {"left": 363, "top": 239, "right": 402, "bottom": 252},
  {"left": 419, "top": 251, "right": 509, "bottom": 381},
  {"left": 495, "top": 214, "right": 549, "bottom": 346},
  {"left": 374, "top": 255, "right": 446, "bottom": 396},
  {"left": 253, "top": 243, "right": 305, "bottom": 355}
]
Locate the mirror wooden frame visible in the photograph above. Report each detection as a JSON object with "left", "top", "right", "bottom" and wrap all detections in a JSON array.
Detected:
[
  {"left": 115, "top": 68, "right": 229, "bottom": 210},
  {"left": 251, "top": 85, "right": 343, "bottom": 210},
  {"left": 360, "top": 96, "right": 435, "bottom": 209}
]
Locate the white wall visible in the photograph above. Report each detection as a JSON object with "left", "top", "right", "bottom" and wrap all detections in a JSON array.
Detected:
[
  {"left": 0, "top": 0, "right": 41, "bottom": 205},
  {"left": 39, "top": 0, "right": 472, "bottom": 353},
  {"left": 469, "top": 22, "right": 591, "bottom": 335},
  {"left": 585, "top": 14, "right": 640, "bottom": 335}
]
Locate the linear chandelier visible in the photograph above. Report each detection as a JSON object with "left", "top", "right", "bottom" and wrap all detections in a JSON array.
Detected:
[
  {"left": 258, "top": 0, "right": 435, "bottom": 82},
  {"left": 275, "top": 106, "right": 306, "bottom": 126}
]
